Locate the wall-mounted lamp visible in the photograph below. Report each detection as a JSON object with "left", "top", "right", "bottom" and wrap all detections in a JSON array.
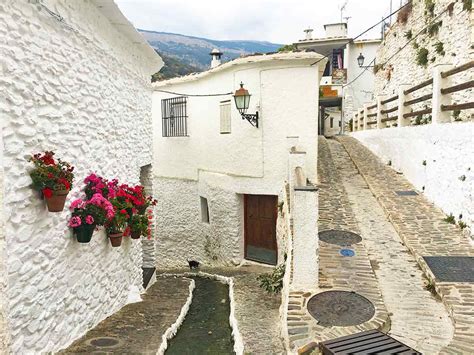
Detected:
[
  {"left": 233, "top": 82, "right": 259, "bottom": 128},
  {"left": 357, "top": 53, "right": 375, "bottom": 68}
]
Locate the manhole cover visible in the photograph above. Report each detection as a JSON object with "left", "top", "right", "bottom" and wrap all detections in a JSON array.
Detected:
[
  {"left": 307, "top": 291, "right": 375, "bottom": 326},
  {"left": 423, "top": 256, "right": 474, "bottom": 282},
  {"left": 395, "top": 190, "right": 418, "bottom": 196},
  {"left": 319, "top": 230, "right": 362, "bottom": 246},
  {"left": 340, "top": 249, "right": 355, "bottom": 257},
  {"left": 88, "top": 337, "right": 121, "bottom": 348}
]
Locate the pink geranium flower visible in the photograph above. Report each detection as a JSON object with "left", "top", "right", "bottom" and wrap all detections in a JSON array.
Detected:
[
  {"left": 85, "top": 215, "right": 94, "bottom": 225},
  {"left": 68, "top": 216, "right": 82, "bottom": 228}
]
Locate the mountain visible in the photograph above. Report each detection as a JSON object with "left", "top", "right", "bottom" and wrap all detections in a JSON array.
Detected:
[{"left": 139, "top": 29, "right": 282, "bottom": 80}]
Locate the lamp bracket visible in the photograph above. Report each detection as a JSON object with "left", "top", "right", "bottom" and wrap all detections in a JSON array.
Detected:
[{"left": 241, "top": 112, "right": 259, "bottom": 128}]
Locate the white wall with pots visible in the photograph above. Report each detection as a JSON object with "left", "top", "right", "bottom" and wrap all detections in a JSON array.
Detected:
[
  {"left": 0, "top": 0, "right": 162, "bottom": 353},
  {"left": 153, "top": 53, "right": 326, "bottom": 268}
]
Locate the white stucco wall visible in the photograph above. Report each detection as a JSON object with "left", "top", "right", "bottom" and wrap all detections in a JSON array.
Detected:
[
  {"left": 153, "top": 53, "right": 325, "bottom": 267},
  {"left": 1, "top": 0, "right": 161, "bottom": 353},
  {"left": 324, "top": 107, "right": 342, "bottom": 137},
  {"left": 0, "top": 105, "right": 8, "bottom": 353},
  {"left": 351, "top": 122, "right": 474, "bottom": 232}
]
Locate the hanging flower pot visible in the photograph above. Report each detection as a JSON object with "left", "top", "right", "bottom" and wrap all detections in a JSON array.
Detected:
[
  {"left": 130, "top": 230, "right": 141, "bottom": 239},
  {"left": 108, "top": 232, "right": 123, "bottom": 247},
  {"left": 45, "top": 189, "right": 70, "bottom": 212},
  {"left": 73, "top": 223, "right": 96, "bottom": 243},
  {"left": 28, "top": 151, "right": 74, "bottom": 213}
]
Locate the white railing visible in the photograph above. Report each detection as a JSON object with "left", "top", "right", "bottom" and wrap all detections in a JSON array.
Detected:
[{"left": 352, "top": 60, "right": 474, "bottom": 131}]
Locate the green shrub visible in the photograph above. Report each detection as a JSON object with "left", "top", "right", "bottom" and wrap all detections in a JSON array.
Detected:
[
  {"left": 463, "top": 0, "right": 472, "bottom": 11},
  {"left": 443, "top": 213, "right": 455, "bottom": 224},
  {"left": 257, "top": 263, "right": 286, "bottom": 293},
  {"left": 404, "top": 30, "right": 413, "bottom": 39},
  {"left": 416, "top": 48, "right": 429, "bottom": 66},
  {"left": 434, "top": 41, "right": 445, "bottom": 56},
  {"left": 458, "top": 221, "right": 467, "bottom": 230},
  {"left": 428, "top": 21, "right": 442, "bottom": 37},
  {"left": 425, "top": 0, "right": 435, "bottom": 17}
]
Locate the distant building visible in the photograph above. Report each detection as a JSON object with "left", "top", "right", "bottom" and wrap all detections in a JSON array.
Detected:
[{"left": 294, "top": 23, "right": 381, "bottom": 136}]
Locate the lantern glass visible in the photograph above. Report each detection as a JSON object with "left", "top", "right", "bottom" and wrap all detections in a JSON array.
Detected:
[
  {"left": 357, "top": 53, "right": 365, "bottom": 67},
  {"left": 233, "top": 82, "right": 251, "bottom": 114}
]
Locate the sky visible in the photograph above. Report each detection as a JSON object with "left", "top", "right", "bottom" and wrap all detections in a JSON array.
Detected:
[{"left": 115, "top": 0, "right": 402, "bottom": 44}]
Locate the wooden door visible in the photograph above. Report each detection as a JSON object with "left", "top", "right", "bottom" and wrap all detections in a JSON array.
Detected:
[{"left": 244, "top": 194, "right": 278, "bottom": 265}]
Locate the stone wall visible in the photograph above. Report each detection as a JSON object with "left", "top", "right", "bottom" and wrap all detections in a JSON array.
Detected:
[
  {"left": 375, "top": 0, "right": 472, "bottom": 120},
  {"left": 1, "top": 0, "right": 160, "bottom": 352},
  {"left": 140, "top": 164, "right": 156, "bottom": 268},
  {"left": 351, "top": 122, "right": 474, "bottom": 233}
]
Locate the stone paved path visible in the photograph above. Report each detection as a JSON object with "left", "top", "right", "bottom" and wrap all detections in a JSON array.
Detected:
[
  {"left": 338, "top": 136, "right": 474, "bottom": 354},
  {"left": 61, "top": 276, "right": 191, "bottom": 354},
  {"left": 329, "top": 138, "right": 453, "bottom": 354},
  {"left": 286, "top": 137, "right": 389, "bottom": 353}
]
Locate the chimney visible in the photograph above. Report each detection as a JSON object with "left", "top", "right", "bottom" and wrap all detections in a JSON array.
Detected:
[
  {"left": 324, "top": 23, "right": 348, "bottom": 38},
  {"left": 210, "top": 48, "right": 223, "bottom": 68},
  {"left": 304, "top": 28, "right": 313, "bottom": 40}
]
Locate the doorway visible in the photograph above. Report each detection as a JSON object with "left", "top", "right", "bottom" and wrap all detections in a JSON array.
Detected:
[{"left": 244, "top": 194, "right": 278, "bottom": 265}]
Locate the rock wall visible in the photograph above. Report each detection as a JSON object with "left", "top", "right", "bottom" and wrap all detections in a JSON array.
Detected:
[
  {"left": 0, "top": 0, "right": 159, "bottom": 353},
  {"left": 375, "top": 0, "right": 472, "bottom": 120},
  {"left": 351, "top": 122, "right": 474, "bottom": 233}
]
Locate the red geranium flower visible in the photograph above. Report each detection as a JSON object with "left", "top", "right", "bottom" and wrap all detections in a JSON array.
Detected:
[{"left": 43, "top": 188, "right": 53, "bottom": 199}]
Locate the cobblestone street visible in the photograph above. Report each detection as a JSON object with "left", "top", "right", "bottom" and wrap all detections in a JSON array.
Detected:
[{"left": 328, "top": 138, "right": 453, "bottom": 353}]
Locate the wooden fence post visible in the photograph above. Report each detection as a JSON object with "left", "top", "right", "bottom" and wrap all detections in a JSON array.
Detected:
[
  {"left": 377, "top": 95, "right": 386, "bottom": 129},
  {"left": 432, "top": 64, "right": 453, "bottom": 124},
  {"left": 398, "top": 84, "right": 411, "bottom": 127},
  {"left": 363, "top": 104, "right": 369, "bottom": 131}
]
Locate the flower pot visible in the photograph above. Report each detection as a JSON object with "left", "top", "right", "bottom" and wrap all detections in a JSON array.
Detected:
[
  {"left": 108, "top": 233, "right": 123, "bottom": 247},
  {"left": 45, "top": 189, "right": 69, "bottom": 212},
  {"left": 130, "top": 230, "right": 141, "bottom": 239},
  {"left": 74, "top": 224, "right": 96, "bottom": 243}
]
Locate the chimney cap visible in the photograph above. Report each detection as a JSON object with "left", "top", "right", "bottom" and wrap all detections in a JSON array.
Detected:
[{"left": 210, "top": 48, "right": 223, "bottom": 56}]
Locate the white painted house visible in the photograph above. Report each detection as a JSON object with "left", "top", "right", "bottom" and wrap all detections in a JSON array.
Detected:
[
  {"left": 153, "top": 52, "right": 326, "bottom": 269},
  {"left": 296, "top": 23, "right": 381, "bottom": 136},
  {"left": 1, "top": 0, "right": 162, "bottom": 353}
]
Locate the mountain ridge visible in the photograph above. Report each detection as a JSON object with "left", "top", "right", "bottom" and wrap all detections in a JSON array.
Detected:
[{"left": 139, "top": 29, "right": 282, "bottom": 80}]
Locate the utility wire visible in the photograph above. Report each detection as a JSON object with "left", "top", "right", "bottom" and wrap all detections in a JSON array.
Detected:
[
  {"left": 155, "top": 89, "right": 233, "bottom": 97},
  {"left": 310, "top": 1, "right": 411, "bottom": 67},
  {"left": 345, "top": 4, "right": 450, "bottom": 90}
]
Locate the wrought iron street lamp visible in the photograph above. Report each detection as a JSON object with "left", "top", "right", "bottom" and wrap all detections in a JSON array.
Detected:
[
  {"left": 357, "top": 53, "right": 375, "bottom": 68},
  {"left": 233, "top": 82, "right": 259, "bottom": 128}
]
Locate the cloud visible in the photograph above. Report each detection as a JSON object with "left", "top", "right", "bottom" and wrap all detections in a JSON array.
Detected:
[{"left": 116, "top": 0, "right": 394, "bottom": 43}]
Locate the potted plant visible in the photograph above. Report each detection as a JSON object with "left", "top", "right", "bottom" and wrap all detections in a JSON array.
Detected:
[
  {"left": 69, "top": 193, "right": 114, "bottom": 243},
  {"left": 105, "top": 207, "right": 129, "bottom": 247},
  {"left": 28, "top": 151, "right": 74, "bottom": 212},
  {"left": 129, "top": 213, "right": 148, "bottom": 239}
]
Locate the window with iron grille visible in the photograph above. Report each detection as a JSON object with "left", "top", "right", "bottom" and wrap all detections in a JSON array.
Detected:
[{"left": 161, "top": 96, "right": 188, "bottom": 137}]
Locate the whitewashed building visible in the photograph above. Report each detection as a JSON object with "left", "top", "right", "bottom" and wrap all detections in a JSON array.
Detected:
[
  {"left": 153, "top": 52, "right": 326, "bottom": 269},
  {"left": 296, "top": 23, "right": 381, "bottom": 136},
  {"left": 1, "top": 0, "right": 162, "bottom": 353}
]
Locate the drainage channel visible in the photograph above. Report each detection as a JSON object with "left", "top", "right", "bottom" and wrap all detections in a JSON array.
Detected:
[{"left": 165, "top": 277, "right": 235, "bottom": 354}]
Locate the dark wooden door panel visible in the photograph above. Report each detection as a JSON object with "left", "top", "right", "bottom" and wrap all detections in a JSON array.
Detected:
[{"left": 245, "top": 194, "right": 277, "bottom": 265}]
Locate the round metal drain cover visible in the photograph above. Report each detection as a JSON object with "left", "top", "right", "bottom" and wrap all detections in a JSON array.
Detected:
[
  {"left": 340, "top": 249, "right": 355, "bottom": 257},
  {"left": 307, "top": 291, "right": 375, "bottom": 326},
  {"left": 319, "top": 230, "right": 362, "bottom": 246},
  {"left": 88, "top": 337, "right": 121, "bottom": 348}
]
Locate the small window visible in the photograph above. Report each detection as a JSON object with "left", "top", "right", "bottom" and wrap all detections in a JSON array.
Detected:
[
  {"left": 339, "top": 120, "right": 341, "bottom": 127},
  {"left": 200, "top": 197, "right": 210, "bottom": 223},
  {"left": 220, "top": 100, "right": 231, "bottom": 134},
  {"left": 330, "top": 117, "right": 334, "bottom": 128},
  {"left": 162, "top": 96, "right": 187, "bottom": 137}
]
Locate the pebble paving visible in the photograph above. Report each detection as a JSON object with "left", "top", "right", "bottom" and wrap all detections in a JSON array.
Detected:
[
  {"left": 287, "top": 137, "right": 389, "bottom": 353},
  {"left": 329, "top": 138, "right": 453, "bottom": 354},
  {"left": 338, "top": 136, "right": 474, "bottom": 355},
  {"left": 61, "top": 276, "right": 191, "bottom": 354}
]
